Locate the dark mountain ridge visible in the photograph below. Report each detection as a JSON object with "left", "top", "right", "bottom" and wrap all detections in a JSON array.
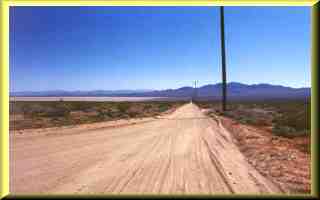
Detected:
[{"left": 11, "top": 82, "right": 310, "bottom": 100}]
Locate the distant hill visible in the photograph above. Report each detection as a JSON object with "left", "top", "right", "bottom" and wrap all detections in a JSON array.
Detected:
[
  {"left": 11, "top": 82, "right": 310, "bottom": 100},
  {"left": 10, "top": 89, "right": 153, "bottom": 97}
]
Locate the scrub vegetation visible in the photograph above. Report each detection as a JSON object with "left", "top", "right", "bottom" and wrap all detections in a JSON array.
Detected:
[
  {"left": 10, "top": 101, "right": 184, "bottom": 130},
  {"left": 195, "top": 99, "right": 310, "bottom": 138}
]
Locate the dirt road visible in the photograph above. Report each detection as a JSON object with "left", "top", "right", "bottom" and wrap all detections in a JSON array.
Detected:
[{"left": 10, "top": 103, "right": 282, "bottom": 194}]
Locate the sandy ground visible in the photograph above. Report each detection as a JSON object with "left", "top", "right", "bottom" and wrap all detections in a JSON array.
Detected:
[
  {"left": 220, "top": 116, "right": 311, "bottom": 193},
  {"left": 10, "top": 103, "right": 282, "bottom": 194}
]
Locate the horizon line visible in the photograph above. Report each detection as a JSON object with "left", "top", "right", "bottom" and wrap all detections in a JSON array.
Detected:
[{"left": 10, "top": 82, "right": 311, "bottom": 93}]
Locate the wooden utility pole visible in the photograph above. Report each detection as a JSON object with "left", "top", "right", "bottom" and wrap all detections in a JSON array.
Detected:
[
  {"left": 220, "top": 6, "right": 227, "bottom": 111},
  {"left": 194, "top": 80, "right": 198, "bottom": 101},
  {"left": 192, "top": 80, "right": 197, "bottom": 102}
]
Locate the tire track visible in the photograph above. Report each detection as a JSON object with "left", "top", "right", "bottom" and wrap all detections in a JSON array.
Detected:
[{"left": 202, "top": 138, "right": 235, "bottom": 193}]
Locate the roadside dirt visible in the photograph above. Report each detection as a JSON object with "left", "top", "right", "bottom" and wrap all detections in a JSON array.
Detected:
[
  {"left": 10, "top": 103, "right": 282, "bottom": 194},
  {"left": 219, "top": 116, "right": 311, "bottom": 194}
]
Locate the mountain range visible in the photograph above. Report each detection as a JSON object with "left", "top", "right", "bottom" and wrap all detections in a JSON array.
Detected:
[{"left": 10, "top": 82, "right": 310, "bottom": 100}]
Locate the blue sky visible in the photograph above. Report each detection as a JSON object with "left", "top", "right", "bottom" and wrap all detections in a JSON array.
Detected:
[{"left": 10, "top": 6, "right": 311, "bottom": 92}]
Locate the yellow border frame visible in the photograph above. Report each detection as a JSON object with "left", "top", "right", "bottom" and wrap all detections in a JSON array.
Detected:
[
  {"left": 1, "top": 0, "right": 319, "bottom": 198},
  {"left": 1, "top": 0, "right": 319, "bottom": 6}
]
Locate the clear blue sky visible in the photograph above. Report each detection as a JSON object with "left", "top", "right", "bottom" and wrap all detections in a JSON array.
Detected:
[{"left": 10, "top": 6, "right": 311, "bottom": 92}]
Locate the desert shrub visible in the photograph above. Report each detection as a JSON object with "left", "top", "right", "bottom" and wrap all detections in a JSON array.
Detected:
[
  {"left": 117, "top": 103, "right": 130, "bottom": 113},
  {"left": 197, "top": 99, "right": 310, "bottom": 135},
  {"left": 158, "top": 103, "right": 170, "bottom": 112},
  {"left": 24, "top": 104, "right": 45, "bottom": 116},
  {"left": 66, "top": 101, "right": 92, "bottom": 111},
  {"left": 126, "top": 105, "right": 142, "bottom": 118},
  {"left": 41, "top": 109, "right": 70, "bottom": 118},
  {"left": 143, "top": 104, "right": 153, "bottom": 111},
  {"left": 10, "top": 102, "right": 25, "bottom": 114},
  {"left": 10, "top": 101, "right": 182, "bottom": 130},
  {"left": 222, "top": 111, "right": 234, "bottom": 118},
  {"left": 238, "top": 118, "right": 247, "bottom": 124},
  {"left": 128, "top": 110, "right": 139, "bottom": 118},
  {"left": 272, "top": 125, "right": 306, "bottom": 138},
  {"left": 254, "top": 118, "right": 270, "bottom": 126},
  {"left": 97, "top": 109, "right": 111, "bottom": 120},
  {"left": 272, "top": 111, "right": 309, "bottom": 132},
  {"left": 238, "top": 118, "right": 249, "bottom": 124},
  {"left": 46, "top": 102, "right": 70, "bottom": 118}
]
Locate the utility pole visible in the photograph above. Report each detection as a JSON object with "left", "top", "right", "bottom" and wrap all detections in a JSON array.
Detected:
[
  {"left": 195, "top": 80, "right": 198, "bottom": 102},
  {"left": 191, "top": 80, "right": 198, "bottom": 103},
  {"left": 220, "top": 6, "right": 227, "bottom": 112}
]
